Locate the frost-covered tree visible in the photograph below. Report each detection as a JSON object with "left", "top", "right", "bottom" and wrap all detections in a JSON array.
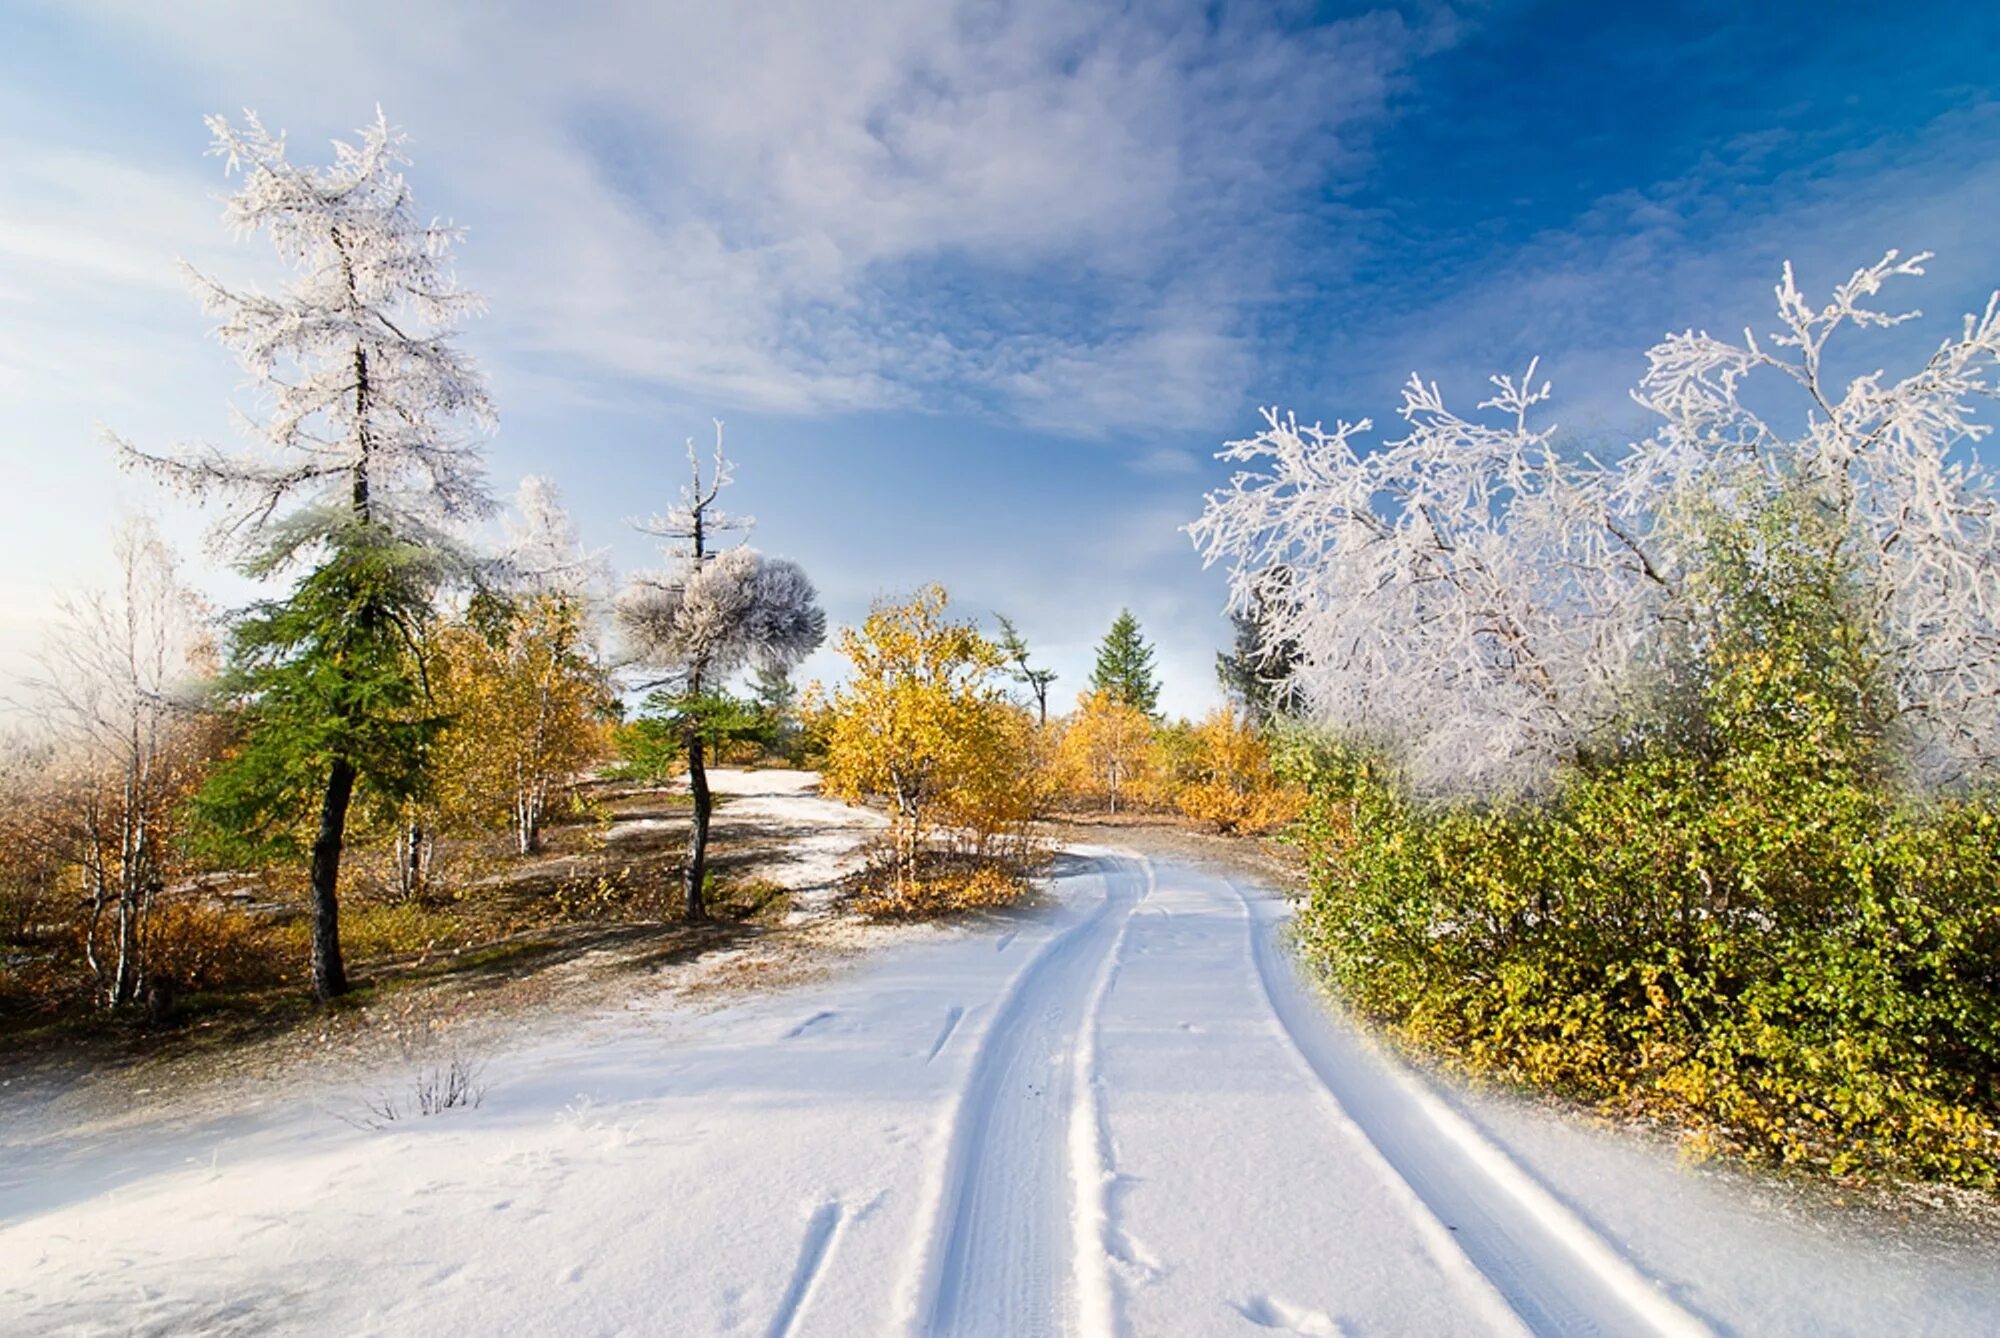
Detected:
[
  {"left": 116, "top": 110, "right": 493, "bottom": 1000},
  {"left": 617, "top": 427, "right": 825, "bottom": 919},
  {"left": 17, "top": 520, "right": 212, "bottom": 1007},
  {"left": 1191, "top": 251, "right": 2000, "bottom": 794},
  {"left": 501, "top": 474, "right": 608, "bottom": 600}
]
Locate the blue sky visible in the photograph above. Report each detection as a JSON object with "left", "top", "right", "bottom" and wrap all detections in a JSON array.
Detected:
[{"left": 2, "top": 1, "right": 1997, "bottom": 714}]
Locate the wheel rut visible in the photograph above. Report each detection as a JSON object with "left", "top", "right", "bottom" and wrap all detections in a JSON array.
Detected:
[
  {"left": 1230, "top": 882, "right": 1710, "bottom": 1338},
  {"left": 912, "top": 854, "right": 1144, "bottom": 1337}
]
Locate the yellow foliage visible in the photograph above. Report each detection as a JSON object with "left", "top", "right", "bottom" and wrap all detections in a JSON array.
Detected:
[
  {"left": 428, "top": 594, "right": 615, "bottom": 854},
  {"left": 1056, "top": 690, "right": 1154, "bottom": 812},
  {"left": 815, "top": 587, "right": 1040, "bottom": 887},
  {"left": 854, "top": 860, "right": 1027, "bottom": 919},
  {"left": 1174, "top": 709, "right": 1305, "bottom": 833}
]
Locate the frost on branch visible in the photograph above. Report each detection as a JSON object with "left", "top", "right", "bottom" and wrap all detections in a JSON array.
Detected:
[
  {"left": 1191, "top": 251, "right": 2000, "bottom": 793},
  {"left": 500, "top": 475, "right": 608, "bottom": 600},
  {"left": 617, "top": 546, "right": 826, "bottom": 682},
  {"left": 615, "top": 426, "right": 826, "bottom": 690},
  {"left": 113, "top": 109, "right": 494, "bottom": 567}
]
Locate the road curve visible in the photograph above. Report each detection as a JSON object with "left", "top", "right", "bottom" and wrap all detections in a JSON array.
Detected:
[{"left": 5, "top": 847, "right": 1996, "bottom": 1335}]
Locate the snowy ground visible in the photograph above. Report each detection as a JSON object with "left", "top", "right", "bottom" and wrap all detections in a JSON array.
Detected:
[{"left": 4, "top": 841, "right": 1999, "bottom": 1335}]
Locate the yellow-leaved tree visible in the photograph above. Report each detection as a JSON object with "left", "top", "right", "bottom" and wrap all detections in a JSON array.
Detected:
[
  {"left": 1057, "top": 689, "right": 1154, "bottom": 813},
  {"left": 815, "top": 586, "right": 1034, "bottom": 892},
  {"left": 1175, "top": 708, "right": 1304, "bottom": 834},
  {"left": 430, "top": 592, "right": 614, "bottom": 857}
]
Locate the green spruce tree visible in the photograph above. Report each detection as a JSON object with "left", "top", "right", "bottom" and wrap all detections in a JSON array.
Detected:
[{"left": 1090, "top": 609, "right": 1161, "bottom": 716}]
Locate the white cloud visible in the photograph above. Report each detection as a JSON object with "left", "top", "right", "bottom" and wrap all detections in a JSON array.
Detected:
[{"left": 51, "top": 0, "right": 1429, "bottom": 434}]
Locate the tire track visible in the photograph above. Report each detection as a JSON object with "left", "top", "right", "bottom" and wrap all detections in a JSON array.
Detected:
[
  {"left": 1068, "top": 853, "right": 1153, "bottom": 1338},
  {"left": 1229, "top": 881, "right": 1710, "bottom": 1337},
  {"left": 906, "top": 855, "right": 1143, "bottom": 1337}
]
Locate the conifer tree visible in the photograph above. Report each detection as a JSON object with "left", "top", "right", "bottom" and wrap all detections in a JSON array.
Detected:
[
  {"left": 994, "top": 614, "right": 1057, "bottom": 725},
  {"left": 1089, "top": 609, "right": 1161, "bottom": 716},
  {"left": 616, "top": 427, "right": 825, "bottom": 919},
  {"left": 117, "top": 110, "right": 493, "bottom": 1000},
  {"left": 1215, "top": 570, "right": 1302, "bottom": 725}
]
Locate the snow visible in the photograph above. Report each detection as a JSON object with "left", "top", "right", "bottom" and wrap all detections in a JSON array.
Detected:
[
  {"left": 4, "top": 842, "right": 1998, "bottom": 1335},
  {"left": 703, "top": 768, "right": 886, "bottom": 919}
]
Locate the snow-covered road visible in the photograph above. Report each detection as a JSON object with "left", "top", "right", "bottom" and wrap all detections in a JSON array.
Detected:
[{"left": 5, "top": 851, "right": 1999, "bottom": 1335}]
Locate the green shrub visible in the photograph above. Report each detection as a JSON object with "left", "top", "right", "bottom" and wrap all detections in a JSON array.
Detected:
[
  {"left": 1290, "top": 746, "right": 2000, "bottom": 1186},
  {"left": 1284, "top": 494, "right": 2000, "bottom": 1188}
]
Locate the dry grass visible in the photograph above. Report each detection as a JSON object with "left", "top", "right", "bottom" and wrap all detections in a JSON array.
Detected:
[{"left": 847, "top": 849, "right": 1039, "bottom": 920}]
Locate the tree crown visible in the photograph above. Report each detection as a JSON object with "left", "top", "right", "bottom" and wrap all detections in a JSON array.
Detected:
[{"left": 1089, "top": 609, "right": 1161, "bottom": 715}]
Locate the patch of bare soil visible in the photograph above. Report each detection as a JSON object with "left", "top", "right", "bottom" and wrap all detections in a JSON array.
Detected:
[{"left": 1039, "top": 809, "right": 1307, "bottom": 891}]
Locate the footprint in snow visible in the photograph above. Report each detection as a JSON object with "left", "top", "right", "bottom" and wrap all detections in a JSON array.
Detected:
[
  {"left": 784, "top": 1011, "right": 836, "bottom": 1040},
  {"left": 1231, "top": 1293, "right": 1346, "bottom": 1337}
]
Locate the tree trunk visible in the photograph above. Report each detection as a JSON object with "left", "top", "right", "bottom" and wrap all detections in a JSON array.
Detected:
[
  {"left": 309, "top": 757, "right": 356, "bottom": 1001},
  {"left": 84, "top": 866, "right": 108, "bottom": 1007},
  {"left": 403, "top": 816, "right": 425, "bottom": 901},
  {"left": 515, "top": 780, "right": 543, "bottom": 856},
  {"left": 683, "top": 735, "right": 712, "bottom": 922},
  {"left": 113, "top": 889, "right": 139, "bottom": 1007}
]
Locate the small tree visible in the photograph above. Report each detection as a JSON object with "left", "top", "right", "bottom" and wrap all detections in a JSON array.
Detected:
[
  {"left": 616, "top": 428, "right": 824, "bottom": 919},
  {"left": 435, "top": 477, "right": 614, "bottom": 857},
  {"left": 429, "top": 593, "right": 613, "bottom": 857},
  {"left": 750, "top": 662, "right": 804, "bottom": 763},
  {"left": 1089, "top": 610, "right": 1161, "bottom": 716},
  {"left": 117, "top": 110, "right": 494, "bottom": 1000},
  {"left": 1175, "top": 708, "right": 1305, "bottom": 834},
  {"left": 17, "top": 520, "right": 212, "bottom": 1006},
  {"left": 1058, "top": 689, "right": 1154, "bottom": 813},
  {"left": 816, "top": 587, "right": 1020, "bottom": 888},
  {"left": 994, "top": 614, "right": 1057, "bottom": 725}
]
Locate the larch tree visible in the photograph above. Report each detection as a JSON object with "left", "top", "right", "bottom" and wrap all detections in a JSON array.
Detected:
[
  {"left": 616, "top": 428, "right": 825, "bottom": 919},
  {"left": 18, "top": 519, "right": 212, "bottom": 1007},
  {"left": 1089, "top": 609, "right": 1161, "bottom": 716},
  {"left": 1191, "top": 250, "right": 2000, "bottom": 795},
  {"left": 994, "top": 613, "right": 1057, "bottom": 725},
  {"left": 115, "top": 110, "right": 494, "bottom": 1000}
]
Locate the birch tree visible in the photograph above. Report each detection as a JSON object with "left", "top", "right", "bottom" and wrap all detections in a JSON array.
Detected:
[
  {"left": 18, "top": 520, "right": 211, "bottom": 1007},
  {"left": 116, "top": 110, "right": 493, "bottom": 999},
  {"left": 815, "top": 587, "right": 1018, "bottom": 887},
  {"left": 616, "top": 427, "right": 825, "bottom": 919},
  {"left": 1191, "top": 251, "right": 2000, "bottom": 795},
  {"left": 425, "top": 478, "right": 612, "bottom": 859}
]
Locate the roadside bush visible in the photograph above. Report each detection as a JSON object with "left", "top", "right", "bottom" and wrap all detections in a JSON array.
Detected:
[
  {"left": 1293, "top": 751, "right": 2000, "bottom": 1186},
  {"left": 853, "top": 852, "right": 1031, "bottom": 919},
  {"left": 1174, "top": 709, "right": 1305, "bottom": 834},
  {"left": 1286, "top": 501, "right": 2000, "bottom": 1186},
  {"left": 146, "top": 899, "right": 292, "bottom": 993}
]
